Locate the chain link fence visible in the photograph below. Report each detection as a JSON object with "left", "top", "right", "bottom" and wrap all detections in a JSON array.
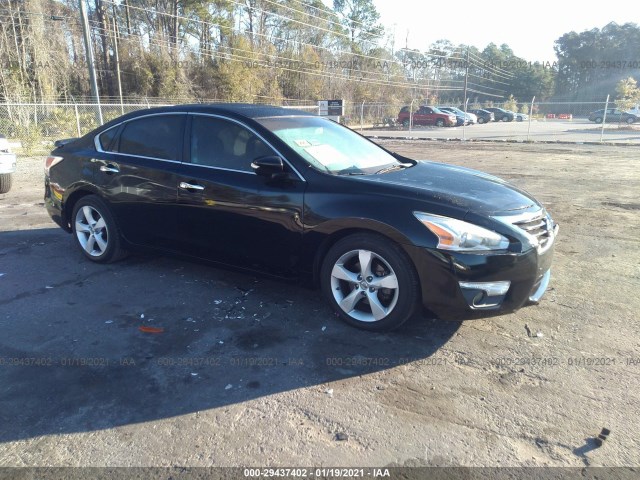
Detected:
[
  {"left": 344, "top": 101, "right": 640, "bottom": 144},
  {"left": 1, "top": 100, "right": 638, "bottom": 156}
]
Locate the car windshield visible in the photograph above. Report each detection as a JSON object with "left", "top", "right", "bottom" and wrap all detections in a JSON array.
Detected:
[{"left": 257, "top": 116, "right": 401, "bottom": 175}]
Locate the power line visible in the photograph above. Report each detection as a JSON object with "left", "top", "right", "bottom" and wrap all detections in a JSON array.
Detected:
[{"left": 87, "top": 21, "right": 467, "bottom": 92}]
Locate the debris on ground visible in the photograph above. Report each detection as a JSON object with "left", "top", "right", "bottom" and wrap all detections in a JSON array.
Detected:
[
  {"left": 225, "top": 384, "right": 232, "bottom": 390},
  {"left": 325, "top": 388, "right": 333, "bottom": 398},
  {"left": 335, "top": 433, "right": 349, "bottom": 441},
  {"left": 524, "top": 324, "right": 532, "bottom": 337},
  {"left": 104, "top": 320, "right": 113, "bottom": 324},
  {"left": 322, "top": 326, "right": 327, "bottom": 332},
  {"left": 595, "top": 428, "right": 611, "bottom": 447},
  {"left": 138, "top": 326, "right": 164, "bottom": 334}
]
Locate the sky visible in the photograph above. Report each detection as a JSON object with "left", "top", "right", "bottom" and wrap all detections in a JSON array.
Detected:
[{"left": 363, "top": 0, "right": 640, "bottom": 61}]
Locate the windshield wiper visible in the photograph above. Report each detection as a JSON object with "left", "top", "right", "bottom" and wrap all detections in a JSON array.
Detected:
[
  {"left": 375, "top": 163, "right": 411, "bottom": 174},
  {"left": 335, "top": 165, "right": 367, "bottom": 175}
]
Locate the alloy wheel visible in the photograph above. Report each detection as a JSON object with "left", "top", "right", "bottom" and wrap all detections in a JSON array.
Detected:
[
  {"left": 75, "top": 205, "right": 109, "bottom": 257},
  {"left": 330, "top": 249, "right": 399, "bottom": 323}
]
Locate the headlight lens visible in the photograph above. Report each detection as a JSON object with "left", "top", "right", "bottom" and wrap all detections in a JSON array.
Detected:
[{"left": 413, "top": 212, "right": 509, "bottom": 252}]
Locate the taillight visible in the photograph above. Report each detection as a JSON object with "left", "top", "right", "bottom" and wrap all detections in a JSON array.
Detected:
[{"left": 44, "top": 156, "right": 63, "bottom": 175}]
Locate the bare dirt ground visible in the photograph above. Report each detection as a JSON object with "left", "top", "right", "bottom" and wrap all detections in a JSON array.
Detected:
[{"left": 0, "top": 142, "right": 639, "bottom": 469}]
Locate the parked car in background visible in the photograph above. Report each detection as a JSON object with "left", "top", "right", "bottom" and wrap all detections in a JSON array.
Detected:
[
  {"left": 484, "top": 108, "right": 515, "bottom": 122},
  {"left": 514, "top": 112, "right": 529, "bottom": 122},
  {"left": 44, "top": 104, "right": 557, "bottom": 331},
  {"left": 397, "top": 105, "right": 456, "bottom": 127},
  {"left": 465, "top": 108, "right": 494, "bottom": 124},
  {"left": 0, "top": 133, "right": 16, "bottom": 194},
  {"left": 588, "top": 109, "right": 638, "bottom": 124},
  {"left": 438, "top": 107, "right": 477, "bottom": 125}
]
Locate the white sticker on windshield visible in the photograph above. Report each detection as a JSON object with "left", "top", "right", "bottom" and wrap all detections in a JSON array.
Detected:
[
  {"left": 294, "top": 139, "right": 311, "bottom": 147},
  {"left": 304, "top": 144, "right": 349, "bottom": 167}
]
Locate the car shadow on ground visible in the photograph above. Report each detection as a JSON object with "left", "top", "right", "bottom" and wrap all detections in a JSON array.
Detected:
[{"left": 0, "top": 228, "right": 460, "bottom": 442}]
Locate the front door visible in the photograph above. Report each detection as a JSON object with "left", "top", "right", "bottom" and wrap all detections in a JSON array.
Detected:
[{"left": 175, "top": 114, "right": 305, "bottom": 274}]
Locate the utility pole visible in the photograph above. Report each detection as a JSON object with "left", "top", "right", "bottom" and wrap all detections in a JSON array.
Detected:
[
  {"left": 462, "top": 46, "right": 470, "bottom": 114},
  {"left": 79, "top": 0, "right": 103, "bottom": 124},
  {"left": 111, "top": 7, "right": 124, "bottom": 114}
]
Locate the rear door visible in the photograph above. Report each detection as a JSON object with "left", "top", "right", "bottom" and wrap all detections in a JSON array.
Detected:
[
  {"left": 95, "top": 113, "right": 185, "bottom": 249},
  {"left": 175, "top": 114, "right": 305, "bottom": 273}
]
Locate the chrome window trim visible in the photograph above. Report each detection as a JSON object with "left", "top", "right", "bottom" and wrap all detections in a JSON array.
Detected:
[
  {"left": 189, "top": 112, "right": 307, "bottom": 182},
  {"left": 92, "top": 110, "right": 307, "bottom": 182}
]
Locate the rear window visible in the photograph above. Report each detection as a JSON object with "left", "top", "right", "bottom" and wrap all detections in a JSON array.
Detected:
[{"left": 118, "top": 115, "right": 185, "bottom": 161}]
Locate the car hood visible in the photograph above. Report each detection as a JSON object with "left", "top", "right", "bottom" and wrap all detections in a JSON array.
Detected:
[{"left": 355, "top": 161, "right": 539, "bottom": 215}]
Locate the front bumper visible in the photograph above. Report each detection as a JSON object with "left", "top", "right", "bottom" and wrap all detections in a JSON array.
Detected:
[
  {"left": 404, "top": 240, "right": 555, "bottom": 320},
  {"left": 0, "top": 153, "right": 17, "bottom": 174}
]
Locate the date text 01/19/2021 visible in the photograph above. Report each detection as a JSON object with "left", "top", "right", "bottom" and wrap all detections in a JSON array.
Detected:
[{"left": 243, "top": 468, "right": 391, "bottom": 477}]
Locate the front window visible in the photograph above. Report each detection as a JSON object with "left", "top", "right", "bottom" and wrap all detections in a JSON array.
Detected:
[
  {"left": 190, "top": 116, "right": 273, "bottom": 172},
  {"left": 257, "top": 116, "right": 401, "bottom": 175}
]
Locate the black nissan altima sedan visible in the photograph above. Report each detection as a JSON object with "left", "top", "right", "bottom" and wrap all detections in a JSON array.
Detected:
[{"left": 45, "top": 104, "right": 558, "bottom": 331}]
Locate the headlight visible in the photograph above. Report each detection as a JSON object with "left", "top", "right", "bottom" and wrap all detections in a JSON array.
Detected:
[{"left": 413, "top": 212, "right": 509, "bottom": 252}]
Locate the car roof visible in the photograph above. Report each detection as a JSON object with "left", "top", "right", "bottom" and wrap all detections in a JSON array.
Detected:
[{"left": 94, "top": 103, "right": 317, "bottom": 133}]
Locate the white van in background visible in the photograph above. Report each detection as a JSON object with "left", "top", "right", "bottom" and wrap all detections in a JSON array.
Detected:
[{"left": 0, "top": 133, "right": 16, "bottom": 193}]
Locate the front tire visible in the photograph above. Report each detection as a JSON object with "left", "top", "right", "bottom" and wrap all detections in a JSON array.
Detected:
[
  {"left": 594, "top": 117, "right": 603, "bottom": 124},
  {"left": 71, "top": 195, "right": 126, "bottom": 263},
  {"left": 0, "top": 173, "right": 12, "bottom": 194},
  {"left": 626, "top": 117, "right": 635, "bottom": 124},
  {"left": 402, "top": 119, "right": 410, "bottom": 128},
  {"left": 435, "top": 119, "right": 444, "bottom": 127},
  {"left": 477, "top": 117, "right": 485, "bottom": 124},
  {"left": 320, "top": 233, "right": 420, "bottom": 331}
]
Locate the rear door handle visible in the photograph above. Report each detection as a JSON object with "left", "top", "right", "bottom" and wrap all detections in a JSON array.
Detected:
[
  {"left": 179, "top": 181, "right": 205, "bottom": 192},
  {"left": 99, "top": 164, "right": 119, "bottom": 174}
]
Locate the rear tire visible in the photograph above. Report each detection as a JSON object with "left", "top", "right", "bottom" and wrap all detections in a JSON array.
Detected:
[
  {"left": 594, "top": 117, "right": 603, "bottom": 124},
  {"left": 71, "top": 195, "right": 126, "bottom": 263},
  {"left": 320, "top": 233, "right": 420, "bottom": 331},
  {"left": 402, "top": 119, "right": 410, "bottom": 128},
  {"left": 0, "top": 173, "right": 12, "bottom": 194}
]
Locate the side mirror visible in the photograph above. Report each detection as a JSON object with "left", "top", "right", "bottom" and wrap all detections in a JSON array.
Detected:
[{"left": 251, "top": 155, "right": 284, "bottom": 177}]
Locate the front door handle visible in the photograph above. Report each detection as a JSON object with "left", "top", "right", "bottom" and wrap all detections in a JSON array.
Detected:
[
  {"left": 99, "top": 164, "right": 119, "bottom": 174},
  {"left": 179, "top": 181, "right": 205, "bottom": 192}
]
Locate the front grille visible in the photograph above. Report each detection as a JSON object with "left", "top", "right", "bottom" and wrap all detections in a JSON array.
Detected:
[{"left": 513, "top": 213, "right": 552, "bottom": 250}]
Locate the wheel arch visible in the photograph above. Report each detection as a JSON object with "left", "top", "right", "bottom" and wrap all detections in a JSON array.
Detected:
[
  {"left": 63, "top": 185, "right": 105, "bottom": 230},
  {"left": 310, "top": 221, "right": 418, "bottom": 290}
]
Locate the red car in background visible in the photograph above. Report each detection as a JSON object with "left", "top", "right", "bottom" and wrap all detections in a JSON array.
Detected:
[{"left": 397, "top": 106, "right": 456, "bottom": 128}]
